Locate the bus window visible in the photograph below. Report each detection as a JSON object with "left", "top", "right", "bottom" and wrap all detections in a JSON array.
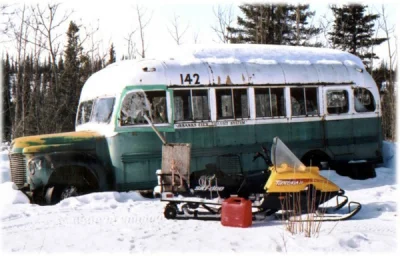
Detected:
[
  {"left": 216, "top": 88, "right": 249, "bottom": 120},
  {"left": 255, "top": 88, "right": 285, "bottom": 118},
  {"left": 290, "top": 87, "right": 318, "bottom": 117},
  {"left": 92, "top": 97, "right": 115, "bottom": 123},
  {"left": 233, "top": 89, "right": 249, "bottom": 118},
  {"left": 291, "top": 88, "right": 306, "bottom": 116},
  {"left": 120, "top": 90, "right": 167, "bottom": 126},
  {"left": 77, "top": 100, "right": 93, "bottom": 125},
  {"left": 305, "top": 88, "right": 318, "bottom": 116},
  {"left": 354, "top": 88, "right": 375, "bottom": 112},
  {"left": 174, "top": 89, "right": 209, "bottom": 121},
  {"left": 326, "top": 90, "right": 349, "bottom": 114},
  {"left": 216, "top": 89, "right": 233, "bottom": 119}
]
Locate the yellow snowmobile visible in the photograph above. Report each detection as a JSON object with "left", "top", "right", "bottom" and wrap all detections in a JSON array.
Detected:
[
  {"left": 158, "top": 137, "right": 361, "bottom": 221},
  {"left": 255, "top": 137, "right": 361, "bottom": 220}
]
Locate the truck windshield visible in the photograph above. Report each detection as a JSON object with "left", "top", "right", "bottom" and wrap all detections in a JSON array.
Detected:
[{"left": 77, "top": 97, "right": 115, "bottom": 125}]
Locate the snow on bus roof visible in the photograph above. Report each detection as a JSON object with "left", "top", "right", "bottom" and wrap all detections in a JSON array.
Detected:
[
  {"left": 156, "top": 44, "right": 364, "bottom": 68},
  {"left": 80, "top": 44, "right": 369, "bottom": 102}
]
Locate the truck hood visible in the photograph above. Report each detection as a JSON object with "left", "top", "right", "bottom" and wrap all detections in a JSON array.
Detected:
[{"left": 11, "top": 131, "right": 104, "bottom": 154}]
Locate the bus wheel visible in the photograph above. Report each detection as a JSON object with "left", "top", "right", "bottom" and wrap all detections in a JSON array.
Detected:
[{"left": 301, "top": 151, "right": 330, "bottom": 170}]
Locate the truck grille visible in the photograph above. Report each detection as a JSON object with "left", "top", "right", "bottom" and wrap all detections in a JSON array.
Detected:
[{"left": 9, "top": 153, "right": 27, "bottom": 187}]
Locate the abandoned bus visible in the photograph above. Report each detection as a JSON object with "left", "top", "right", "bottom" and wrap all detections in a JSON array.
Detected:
[{"left": 9, "top": 44, "right": 382, "bottom": 203}]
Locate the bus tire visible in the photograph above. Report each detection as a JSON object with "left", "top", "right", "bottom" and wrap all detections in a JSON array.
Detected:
[{"left": 301, "top": 151, "right": 330, "bottom": 170}]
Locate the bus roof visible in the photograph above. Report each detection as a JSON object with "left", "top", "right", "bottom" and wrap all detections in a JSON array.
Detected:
[{"left": 80, "top": 44, "right": 375, "bottom": 101}]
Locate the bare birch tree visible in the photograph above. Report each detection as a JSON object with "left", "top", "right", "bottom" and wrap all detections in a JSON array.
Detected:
[
  {"left": 317, "top": 13, "right": 333, "bottom": 48},
  {"left": 0, "top": 4, "right": 15, "bottom": 42},
  {"left": 124, "top": 29, "right": 137, "bottom": 60},
  {"left": 135, "top": 4, "right": 152, "bottom": 58},
  {"left": 211, "top": 4, "right": 234, "bottom": 43},
  {"left": 167, "top": 13, "right": 189, "bottom": 45},
  {"left": 78, "top": 20, "right": 102, "bottom": 73},
  {"left": 378, "top": 4, "right": 397, "bottom": 140},
  {"left": 11, "top": 4, "right": 30, "bottom": 137},
  {"left": 29, "top": 3, "right": 73, "bottom": 94}
]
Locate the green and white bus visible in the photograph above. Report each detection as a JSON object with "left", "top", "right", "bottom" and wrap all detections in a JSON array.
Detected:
[{"left": 9, "top": 44, "right": 382, "bottom": 203}]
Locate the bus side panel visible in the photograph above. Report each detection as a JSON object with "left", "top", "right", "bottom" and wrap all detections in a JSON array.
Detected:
[
  {"left": 109, "top": 132, "right": 164, "bottom": 191},
  {"left": 171, "top": 126, "right": 215, "bottom": 148},
  {"left": 353, "top": 117, "right": 381, "bottom": 161},
  {"left": 214, "top": 125, "right": 256, "bottom": 146},
  {"left": 254, "top": 122, "right": 289, "bottom": 144},
  {"left": 288, "top": 120, "right": 325, "bottom": 156},
  {"left": 324, "top": 119, "right": 354, "bottom": 160}
]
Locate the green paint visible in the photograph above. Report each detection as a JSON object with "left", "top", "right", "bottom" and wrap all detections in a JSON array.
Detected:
[
  {"left": 107, "top": 117, "right": 381, "bottom": 190},
  {"left": 10, "top": 83, "right": 382, "bottom": 193}
]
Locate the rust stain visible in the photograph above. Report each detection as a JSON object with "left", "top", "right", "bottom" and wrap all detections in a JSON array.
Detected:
[{"left": 226, "top": 75, "right": 232, "bottom": 85}]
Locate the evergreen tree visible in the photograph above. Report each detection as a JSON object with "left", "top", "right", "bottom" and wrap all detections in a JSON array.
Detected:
[
  {"left": 59, "top": 21, "right": 82, "bottom": 132},
  {"left": 30, "top": 58, "right": 42, "bottom": 135},
  {"left": 40, "top": 56, "right": 55, "bottom": 134},
  {"left": 22, "top": 54, "right": 33, "bottom": 136},
  {"left": 286, "top": 5, "right": 321, "bottom": 46},
  {"left": 328, "top": 4, "right": 387, "bottom": 70},
  {"left": 107, "top": 43, "right": 116, "bottom": 66},
  {"left": 14, "top": 56, "right": 23, "bottom": 138},
  {"left": 2, "top": 54, "right": 13, "bottom": 141},
  {"left": 227, "top": 4, "right": 320, "bottom": 46}
]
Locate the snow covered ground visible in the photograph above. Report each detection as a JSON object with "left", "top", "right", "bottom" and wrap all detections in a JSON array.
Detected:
[{"left": 0, "top": 142, "right": 397, "bottom": 253}]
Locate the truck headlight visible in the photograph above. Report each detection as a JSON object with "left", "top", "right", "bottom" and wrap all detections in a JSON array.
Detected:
[{"left": 28, "top": 159, "right": 42, "bottom": 176}]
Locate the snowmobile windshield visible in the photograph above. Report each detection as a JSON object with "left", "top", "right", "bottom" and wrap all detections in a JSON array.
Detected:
[{"left": 270, "top": 137, "right": 306, "bottom": 171}]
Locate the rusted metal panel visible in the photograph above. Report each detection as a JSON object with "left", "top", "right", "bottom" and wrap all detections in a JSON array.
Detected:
[{"left": 161, "top": 143, "right": 191, "bottom": 192}]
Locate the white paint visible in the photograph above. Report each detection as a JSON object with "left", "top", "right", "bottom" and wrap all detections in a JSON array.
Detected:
[
  {"left": 79, "top": 44, "right": 371, "bottom": 102},
  {"left": 77, "top": 45, "right": 380, "bottom": 133}
]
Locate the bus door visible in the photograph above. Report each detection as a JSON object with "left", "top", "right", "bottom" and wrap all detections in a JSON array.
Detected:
[
  {"left": 322, "top": 87, "right": 355, "bottom": 160},
  {"left": 116, "top": 88, "right": 173, "bottom": 190}
]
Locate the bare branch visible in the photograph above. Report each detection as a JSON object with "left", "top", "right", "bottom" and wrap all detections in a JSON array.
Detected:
[
  {"left": 135, "top": 4, "right": 153, "bottom": 58},
  {"left": 124, "top": 29, "right": 137, "bottom": 60},
  {"left": 193, "top": 30, "right": 200, "bottom": 44},
  {"left": 211, "top": 4, "right": 234, "bottom": 43},
  {"left": 28, "top": 3, "right": 73, "bottom": 94},
  {"left": 167, "top": 13, "right": 189, "bottom": 45},
  {"left": 0, "top": 4, "right": 17, "bottom": 42},
  {"left": 318, "top": 13, "right": 333, "bottom": 48}
]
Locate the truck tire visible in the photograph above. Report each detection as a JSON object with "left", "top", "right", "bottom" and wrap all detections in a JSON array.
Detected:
[{"left": 45, "top": 184, "right": 82, "bottom": 205}]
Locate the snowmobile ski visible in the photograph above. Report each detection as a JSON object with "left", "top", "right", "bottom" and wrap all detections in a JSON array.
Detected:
[
  {"left": 317, "top": 194, "right": 349, "bottom": 214},
  {"left": 285, "top": 201, "right": 362, "bottom": 222}
]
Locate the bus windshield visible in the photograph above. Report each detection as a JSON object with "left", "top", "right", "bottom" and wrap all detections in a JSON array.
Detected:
[{"left": 77, "top": 97, "right": 115, "bottom": 125}]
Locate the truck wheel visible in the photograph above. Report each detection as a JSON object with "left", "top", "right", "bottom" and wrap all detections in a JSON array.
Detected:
[
  {"left": 45, "top": 184, "right": 82, "bottom": 205},
  {"left": 164, "top": 204, "right": 177, "bottom": 219},
  {"left": 60, "top": 185, "right": 81, "bottom": 199}
]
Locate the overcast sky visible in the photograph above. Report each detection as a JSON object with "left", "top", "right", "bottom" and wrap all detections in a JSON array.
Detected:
[{"left": 1, "top": 0, "right": 398, "bottom": 67}]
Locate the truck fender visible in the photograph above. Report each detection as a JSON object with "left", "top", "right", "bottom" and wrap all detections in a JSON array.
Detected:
[{"left": 42, "top": 151, "right": 115, "bottom": 191}]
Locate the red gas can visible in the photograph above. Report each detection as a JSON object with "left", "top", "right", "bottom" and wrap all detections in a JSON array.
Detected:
[{"left": 221, "top": 197, "right": 252, "bottom": 228}]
